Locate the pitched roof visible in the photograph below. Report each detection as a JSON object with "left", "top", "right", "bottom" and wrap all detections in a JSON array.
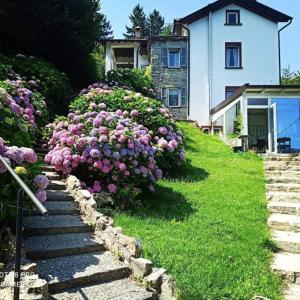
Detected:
[
  {"left": 180, "top": 0, "right": 292, "bottom": 24},
  {"left": 211, "top": 84, "right": 300, "bottom": 115}
]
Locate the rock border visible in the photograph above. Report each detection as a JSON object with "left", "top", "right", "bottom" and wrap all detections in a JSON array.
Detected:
[{"left": 66, "top": 175, "right": 177, "bottom": 299}]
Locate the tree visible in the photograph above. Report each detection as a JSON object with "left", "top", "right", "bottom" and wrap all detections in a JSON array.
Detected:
[
  {"left": 0, "top": 0, "right": 113, "bottom": 87},
  {"left": 124, "top": 4, "right": 148, "bottom": 38},
  {"left": 99, "top": 14, "right": 113, "bottom": 40},
  {"left": 160, "top": 25, "right": 173, "bottom": 36},
  {"left": 282, "top": 67, "right": 300, "bottom": 85},
  {"left": 147, "top": 9, "right": 165, "bottom": 37}
]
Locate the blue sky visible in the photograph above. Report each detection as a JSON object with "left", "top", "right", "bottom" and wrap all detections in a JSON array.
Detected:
[{"left": 102, "top": 0, "right": 300, "bottom": 71}]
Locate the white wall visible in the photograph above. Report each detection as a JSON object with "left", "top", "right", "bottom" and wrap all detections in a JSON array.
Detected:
[
  {"left": 105, "top": 41, "right": 149, "bottom": 73},
  {"left": 189, "top": 4, "right": 280, "bottom": 125}
]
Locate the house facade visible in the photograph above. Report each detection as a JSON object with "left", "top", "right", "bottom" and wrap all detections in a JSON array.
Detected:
[{"left": 102, "top": 0, "right": 300, "bottom": 154}]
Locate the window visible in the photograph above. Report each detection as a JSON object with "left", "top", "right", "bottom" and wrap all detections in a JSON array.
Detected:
[
  {"left": 161, "top": 87, "right": 187, "bottom": 107},
  {"left": 168, "top": 49, "right": 180, "bottom": 68},
  {"left": 248, "top": 98, "right": 268, "bottom": 106},
  {"left": 162, "top": 48, "right": 187, "bottom": 68},
  {"left": 225, "top": 86, "right": 240, "bottom": 99},
  {"left": 225, "top": 43, "right": 242, "bottom": 68},
  {"left": 226, "top": 10, "right": 241, "bottom": 25}
]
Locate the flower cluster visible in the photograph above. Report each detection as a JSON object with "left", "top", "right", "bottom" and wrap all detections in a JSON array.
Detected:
[
  {"left": 70, "top": 85, "right": 186, "bottom": 173},
  {"left": 45, "top": 111, "right": 163, "bottom": 197},
  {"left": 0, "top": 137, "right": 48, "bottom": 202}
]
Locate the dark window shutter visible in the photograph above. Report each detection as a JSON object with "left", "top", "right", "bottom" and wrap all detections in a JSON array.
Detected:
[
  {"left": 181, "top": 87, "right": 187, "bottom": 106},
  {"left": 162, "top": 48, "right": 168, "bottom": 67},
  {"left": 181, "top": 48, "right": 187, "bottom": 67},
  {"left": 161, "top": 87, "right": 167, "bottom": 105}
]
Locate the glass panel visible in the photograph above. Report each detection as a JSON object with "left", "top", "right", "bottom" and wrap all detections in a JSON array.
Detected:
[
  {"left": 272, "top": 98, "right": 300, "bottom": 152},
  {"left": 227, "top": 13, "right": 238, "bottom": 24},
  {"left": 225, "top": 105, "right": 237, "bottom": 135},
  {"left": 169, "top": 50, "right": 180, "bottom": 67},
  {"left": 269, "top": 105, "right": 276, "bottom": 153},
  {"left": 248, "top": 98, "right": 268, "bottom": 106},
  {"left": 169, "top": 89, "right": 179, "bottom": 107},
  {"left": 226, "top": 47, "right": 239, "bottom": 67}
]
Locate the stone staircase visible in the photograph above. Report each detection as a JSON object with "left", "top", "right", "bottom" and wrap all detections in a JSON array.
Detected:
[
  {"left": 265, "top": 154, "right": 300, "bottom": 300},
  {"left": 23, "top": 165, "right": 154, "bottom": 299}
]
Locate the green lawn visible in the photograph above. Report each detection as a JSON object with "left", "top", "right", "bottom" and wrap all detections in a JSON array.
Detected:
[{"left": 115, "top": 122, "right": 282, "bottom": 300}]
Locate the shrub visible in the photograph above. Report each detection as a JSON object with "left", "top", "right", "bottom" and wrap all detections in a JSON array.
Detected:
[
  {"left": 0, "top": 78, "right": 48, "bottom": 146},
  {"left": 0, "top": 54, "right": 73, "bottom": 116},
  {"left": 0, "top": 138, "right": 49, "bottom": 220},
  {"left": 69, "top": 84, "right": 186, "bottom": 172},
  {"left": 45, "top": 111, "right": 163, "bottom": 206},
  {"left": 106, "top": 69, "right": 155, "bottom": 98}
]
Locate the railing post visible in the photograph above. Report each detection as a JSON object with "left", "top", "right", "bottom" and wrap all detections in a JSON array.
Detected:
[{"left": 14, "top": 189, "right": 24, "bottom": 300}]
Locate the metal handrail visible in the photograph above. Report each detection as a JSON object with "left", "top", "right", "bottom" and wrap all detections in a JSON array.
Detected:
[
  {"left": 0, "top": 154, "right": 48, "bottom": 300},
  {"left": 0, "top": 155, "right": 48, "bottom": 215}
]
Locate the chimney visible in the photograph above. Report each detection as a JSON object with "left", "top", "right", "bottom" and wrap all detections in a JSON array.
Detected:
[{"left": 134, "top": 26, "right": 141, "bottom": 39}]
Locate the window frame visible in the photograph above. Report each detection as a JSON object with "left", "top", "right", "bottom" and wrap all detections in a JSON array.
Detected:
[
  {"left": 225, "top": 86, "right": 240, "bottom": 99},
  {"left": 168, "top": 48, "right": 181, "bottom": 68},
  {"left": 168, "top": 88, "right": 180, "bottom": 107},
  {"left": 225, "top": 10, "right": 241, "bottom": 25},
  {"left": 225, "top": 42, "right": 242, "bottom": 69},
  {"left": 161, "top": 87, "right": 187, "bottom": 108}
]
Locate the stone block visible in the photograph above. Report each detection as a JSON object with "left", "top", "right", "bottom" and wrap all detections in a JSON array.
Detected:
[
  {"left": 159, "top": 274, "right": 177, "bottom": 300},
  {"left": 129, "top": 257, "right": 152, "bottom": 278},
  {"left": 144, "top": 268, "right": 166, "bottom": 291}
]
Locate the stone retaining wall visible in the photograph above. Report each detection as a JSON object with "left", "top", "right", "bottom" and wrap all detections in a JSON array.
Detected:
[{"left": 66, "top": 175, "right": 177, "bottom": 299}]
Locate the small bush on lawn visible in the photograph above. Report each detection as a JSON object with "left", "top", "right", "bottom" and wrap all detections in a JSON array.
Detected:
[
  {"left": 106, "top": 69, "right": 155, "bottom": 98},
  {"left": 0, "top": 54, "right": 73, "bottom": 116},
  {"left": 70, "top": 84, "right": 185, "bottom": 173},
  {"left": 0, "top": 78, "right": 48, "bottom": 147},
  {"left": 45, "top": 111, "right": 163, "bottom": 206},
  {"left": 0, "top": 139, "right": 49, "bottom": 221}
]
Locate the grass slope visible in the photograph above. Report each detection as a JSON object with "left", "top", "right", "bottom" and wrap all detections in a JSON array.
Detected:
[{"left": 115, "top": 122, "right": 282, "bottom": 300}]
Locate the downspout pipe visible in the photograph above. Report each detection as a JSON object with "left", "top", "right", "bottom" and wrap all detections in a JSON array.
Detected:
[
  {"left": 208, "top": 11, "right": 213, "bottom": 123},
  {"left": 278, "top": 19, "right": 292, "bottom": 84},
  {"left": 181, "top": 24, "right": 191, "bottom": 118}
]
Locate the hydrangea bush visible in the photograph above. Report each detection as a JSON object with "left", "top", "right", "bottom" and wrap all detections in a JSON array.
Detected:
[
  {"left": 70, "top": 84, "right": 186, "bottom": 172},
  {"left": 0, "top": 137, "right": 48, "bottom": 220},
  {"left": 0, "top": 78, "right": 48, "bottom": 146},
  {"left": 45, "top": 111, "right": 163, "bottom": 205}
]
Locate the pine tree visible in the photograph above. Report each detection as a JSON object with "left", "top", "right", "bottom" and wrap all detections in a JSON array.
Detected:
[
  {"left": 147, "top": 9, "right": 165, "bottom": 37},
  {"left": 99, "top": 14, "right": 113, "bottom": 39},
  {"left": 124, "top": 4, "right": 148, "bottom": 38}
]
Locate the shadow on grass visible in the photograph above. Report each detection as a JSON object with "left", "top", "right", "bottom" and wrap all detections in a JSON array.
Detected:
[
  {"left": 166, "top": 160, "right": 209, "bottom": 183},
  {"left": 130, "top": 185, "right": 196, "bottom": 221}
]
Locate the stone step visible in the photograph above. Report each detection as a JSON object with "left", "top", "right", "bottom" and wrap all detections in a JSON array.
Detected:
[
  {"left": 264, "top": 155, "right": 300, "bottom": 162},
  {"left": 267, "top": 183, "right": 300, "bottom": 193},
  {"left": 265, "top": 171, "right": 300, "bottom": 178},
  {"left": 35, "top": 251, "right": 130, "bottom": 293},
  {"left": 272, "top": 252, "right": 300, "bottom": 283},
  {"left": 268, "top": 202, "right": 300, "bottom": 215},
  {"left": 272, "top": 230, "right": 300, "bottom": 253},
  {"left": 23, "top": 215, "right": 92, "bottom": 236},
  {"left": 24, "top": 233, "right": 105, "bottom": 260},
  {"left": 50, "top": 278, "right": 154, "bottom": 300},
  {"left": 47, "top": 180, "right": 66, "bottom": 191},
  {"left": 32, "top": 201, "right": 78, "bottom": 216},
  {"left": 268, "top": 213, "right": 300, "bottom": 232},
  {"left": 41, "top": 165, "right": 56, "bottom": 172},
  {"left": 42, "top": 171, "right": 61, "bottom": 181},
  {"left": 284, "top": 283, "right": 300, "bottom": 300},
  {"left": 265, "top": 160, "right": 300, "bottom": 166},
  {"left": 46, "top": 190, "right": 74, "bottom": 202},
  {"left": 267, "top": 177, "right": 300, "bottom": 184},
  {"left": 267, "top": 192, "right": 300, "bottom": 203}
]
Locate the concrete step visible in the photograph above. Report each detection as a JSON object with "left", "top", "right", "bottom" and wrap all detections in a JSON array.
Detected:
[
  {"left": 268, "top": 202, "right": 300, "bottom": 215},
  {"left": 272, "top": 230, "right": 300, "bottom": 254},
  {"left": 284, "top": 283, "right": 300, "bottom": 300},
  {"left": 24, "top": 233, "right": 105, "bottom": 260},
  {"left": 46, "top": 190, "right": 74, "bottom": 202},
  {"left": 35, "top": 251, "right": 130, "bottom": 293},
  {"left": 268, "top": 213, "right": 300, "bottom": 232},
  {"left": 47, "top": 180, "right": 66, "bottom": 191},
  {"left": 265, "top": 160, "right": 300, "bottom": 166},
  {"left": 272, "top": 252, "right": 300, "bottom": 283},
  {"left": 50, "top": 278, "right": 154, "bottom": 300},
  {"left": 265, "top": 161, "right": 300, "bottom": 172},
  {"left": 264, "top": 155, "right": 300, "bottom": 162},
  {"left": 42, "top": 171, "right": 61, "bottom": 181},
  {"left": 267, "top": 192, "right": 300, "bottom": 203},
  {"left": 267, "top": 177, "right": 300, "bottom": 184},
  {"left": 41, "top": 165, "right": 56, "bottom": 172},
  {"left": 23, "top": 215, "right": 92, "bottom": 236},
  {"left": 32, "top": 201, "right": 78, "bottom": 216},
  {"left": 267, "top": 183, "right": 300, "bottom": 193}
]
